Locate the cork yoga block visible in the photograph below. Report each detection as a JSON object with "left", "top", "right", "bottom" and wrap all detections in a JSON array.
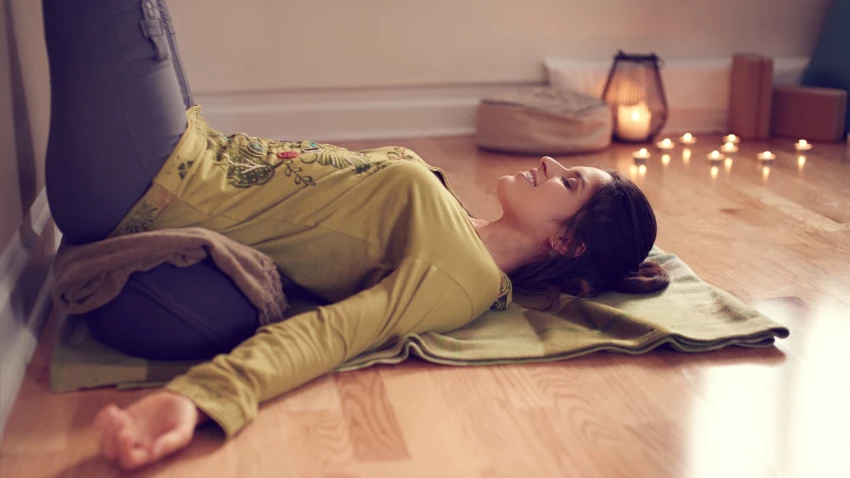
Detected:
[{"left": 727, "top": 53, "right": 774, "bottom": 140}]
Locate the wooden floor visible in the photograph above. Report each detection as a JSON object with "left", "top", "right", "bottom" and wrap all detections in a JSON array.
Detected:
[{"left": 3, "top": 136, "right": 850, "bottom": 477}]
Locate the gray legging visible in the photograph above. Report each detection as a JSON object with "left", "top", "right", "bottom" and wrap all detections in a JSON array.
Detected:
[{"left": 44, "top": 0, "right": 259, "bottom": 360}]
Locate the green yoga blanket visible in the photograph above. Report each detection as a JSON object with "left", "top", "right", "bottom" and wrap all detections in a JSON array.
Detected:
[{"left": 50, "top": 248, "right": 789, "bottom": 393}]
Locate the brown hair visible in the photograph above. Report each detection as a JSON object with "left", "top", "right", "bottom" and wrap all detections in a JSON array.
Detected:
[{"left": 508, "top": 168, "right": 669, "bottom": 308}]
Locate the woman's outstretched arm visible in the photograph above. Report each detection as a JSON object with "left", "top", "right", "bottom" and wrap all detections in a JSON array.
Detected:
[{"left": 94, "top": 256, "right": 478, "bottom": 470}]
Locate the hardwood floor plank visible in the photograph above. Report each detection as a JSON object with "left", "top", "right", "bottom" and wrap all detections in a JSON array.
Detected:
[{"left": 334, "top": 368, "right": 410, "bottom": 462}]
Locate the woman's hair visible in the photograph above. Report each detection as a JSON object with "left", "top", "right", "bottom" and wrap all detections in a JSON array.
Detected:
[{"left": 509, "top": 168, "right": 669, "bottom": 308}]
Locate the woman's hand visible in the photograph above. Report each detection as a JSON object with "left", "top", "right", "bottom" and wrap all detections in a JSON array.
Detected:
[{"left": 94, "top": 390, "right": 207, "bottom": 470}]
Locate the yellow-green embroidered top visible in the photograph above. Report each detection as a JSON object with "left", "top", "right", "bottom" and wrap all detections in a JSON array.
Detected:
[{"left": 107, "top": 106, "right": 512, "bottom": 437}]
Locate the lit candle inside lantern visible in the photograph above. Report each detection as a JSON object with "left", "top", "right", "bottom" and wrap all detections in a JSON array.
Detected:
[
  {"left": 795, "top": 139, "right": 812, "bottom": 151},
  {"left": 617, "top": 102, "right": 652, "bottom": 141},
  {"left": 707, "top": 150, "right": 724, "bottom": 162},
  {"left": 656, "top": 138, "right": 675, "bottom": 150},
  {"left": 680, "top": 133, "right": 697, "bottom": 145},
  {"left": 721, "top": 141, "right": 739, "bottom": 153},
  {"left": 723, "top": 134, "right": 740, "bottom": 144},
  {"left": 757, "top": 151, "right": 776, "bottom": 162},
  {"left": 632, "top": 148, "right": 651, "bottom": 161}
]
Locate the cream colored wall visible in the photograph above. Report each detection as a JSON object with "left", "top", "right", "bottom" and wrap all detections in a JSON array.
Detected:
[
  {"left": 0, "top": 0, "right": 20, "bottom": 250},
  {"left": 1, "top": 0, "right": 49, "bottom": 250},
  {"left": 169, "top": 0, "right": 830, "bottom": 93}
]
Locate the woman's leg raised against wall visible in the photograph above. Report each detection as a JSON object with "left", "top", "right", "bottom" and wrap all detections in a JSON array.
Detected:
[
  {"left": 43, "top": 0, "right": 260, "bottom": 360},
  {"left": 43, "top": 0, "right": 191, "bottom": 245}
]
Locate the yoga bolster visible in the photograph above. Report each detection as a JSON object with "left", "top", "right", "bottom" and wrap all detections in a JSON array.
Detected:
[{"left": 84, "top": 257, "right": 260, "bottom": 361}]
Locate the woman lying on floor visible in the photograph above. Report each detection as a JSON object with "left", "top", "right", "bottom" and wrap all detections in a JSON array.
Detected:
[{"left": 41, "top": 0, "right": 668, "bottom": 470}]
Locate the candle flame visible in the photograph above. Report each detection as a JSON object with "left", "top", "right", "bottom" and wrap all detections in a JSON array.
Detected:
[
  {"left": 683, "top": 133, "right": 693, "bottom": 141},
  {"left": 639, "top": 148, "right": 648, "bottom": 155},
  {"left": 631, "top": 110, "right": 641, "bottom": 121},
  {"left": 799, "top": 139, "right": 808, "bottom": 146},
  {"left": 710, "top": 150, "right": 721, "bottom": 158}
]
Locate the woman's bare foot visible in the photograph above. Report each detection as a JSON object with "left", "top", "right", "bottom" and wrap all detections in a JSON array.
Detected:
[{"left": 94, "top": 390, "right": 207, "bottom": 470}]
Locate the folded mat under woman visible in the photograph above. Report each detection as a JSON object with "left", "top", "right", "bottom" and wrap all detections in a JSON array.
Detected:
[{"left": 49, "top": 226, "right": 789, "bottom": 394}]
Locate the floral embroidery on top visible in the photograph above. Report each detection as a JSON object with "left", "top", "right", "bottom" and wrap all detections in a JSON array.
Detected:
[
  {"left": 200, "top": 127, "right": 408, "bottom": 189},
  {"left": 299, "top": 143, "right": 373, "bottom": 170},
  {"left": 178, "top": 160, "right": 195, "bottom": 180},
  {"left": 387, "top": 146, "right": 417, "bottom": 161},
  {"left": 281, "top": 158, "right": 315, "bottom": 187},
  {"left": 488, "top": 273, "right": 513, "bottom": 311},
  {"left": 121, "top": 200, "right": 158, "bottom": 234},
  {"left": 212, "top": 135, "right": 283, "bottom": 188}
]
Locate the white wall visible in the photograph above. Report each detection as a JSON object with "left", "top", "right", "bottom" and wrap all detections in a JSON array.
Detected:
[
  {"left": 0, "top": 0, "right": 55, "bottom": 435},
  {"left": 169, "top": 0, "right": 830, "bottom": 93},
  {"left": 1, "top": 0, "right": 50, "bottom": 250},
  {"left": 0, "top": 0, "right": 23, "bottom": 251}
]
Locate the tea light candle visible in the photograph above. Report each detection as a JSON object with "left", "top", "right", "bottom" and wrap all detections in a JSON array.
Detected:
[
  {"left": 632, "top": 148, "right": 651, "bottom": 161},
  {"left": 680, "top": 133, "right": 698, "bottom": 145},
  {"left": 656, "top": 138, "right": 675, "bottom": 150},
  {"left": 617, "top": 102, "right": 652, "bottom": 141},
  {"left": 721, "top": 141, "right": 739, "bottom": 153},
  {"left": 707, "top": 150, "right": 725, "bottom": 162},
  {"left": 723, "top": 134, "right": 740, "bottom": 144},
  {"left": 757, "top": 151, "right": 776, "bottom": 162},
  {"left": 795, "top": 139, "right": 812, "bottom": 152}
]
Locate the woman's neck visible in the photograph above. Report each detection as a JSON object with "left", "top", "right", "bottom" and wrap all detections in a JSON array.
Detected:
[{"left": 470, "top": 217, "right": 548, "bottom": 273}]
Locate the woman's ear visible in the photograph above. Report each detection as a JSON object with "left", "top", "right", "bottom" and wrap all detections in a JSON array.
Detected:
[{"left": 550, "top": 233, "right": 586, "bottom": 258}]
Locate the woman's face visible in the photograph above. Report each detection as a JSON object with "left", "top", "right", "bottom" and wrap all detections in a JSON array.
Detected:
[{"left": 496, "top": 157, "right": 613, "bottom": 233}]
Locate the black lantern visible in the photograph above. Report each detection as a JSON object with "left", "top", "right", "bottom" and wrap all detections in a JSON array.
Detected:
[{"left": 602, "top": 51, "right": 668, "bottom": 143}]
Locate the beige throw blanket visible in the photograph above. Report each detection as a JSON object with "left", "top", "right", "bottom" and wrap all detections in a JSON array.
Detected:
[
  {"left": 51, "top": 227, "right": 288, "bottom": 326},
  {"left": 49, "top": 227, "right": 789, "bottom": 393}
]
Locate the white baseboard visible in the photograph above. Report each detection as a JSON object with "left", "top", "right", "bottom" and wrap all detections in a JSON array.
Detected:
[
  {"left": 0, "top": 187, "right": 60, "bottom": 436},
  {"left": 193, "top": 82, "right": 544, "bottom": 142}
]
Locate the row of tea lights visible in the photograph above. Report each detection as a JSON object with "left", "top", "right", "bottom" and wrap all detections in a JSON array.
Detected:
[{"left": 632, "top": 133, "right": 813, "bottom": 162}]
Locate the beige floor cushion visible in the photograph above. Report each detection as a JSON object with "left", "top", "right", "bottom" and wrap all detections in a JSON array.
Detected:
[{"left": 475, "top": 86, "right": 612, "bottom": 154}]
